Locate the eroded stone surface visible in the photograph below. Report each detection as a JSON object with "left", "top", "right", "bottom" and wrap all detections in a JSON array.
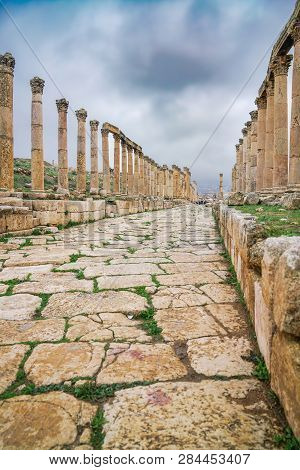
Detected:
[
  {"left": 0, "top": 345, "right": 29, "bottom": 393},
  {"left": 85, "top": 263, "right": 163, "bottom": 278},
  {"left": 102, "top": 380, "right": 281, "bottom": 449},
  {"left": 0, "top": 392, "right": 97, "bottom": 449},
  {"left": 0, "top": 319, "right": 65, "bottom": 345},
  {"left": 157, "top": 272, "right": 222, "bottom": 286},
  {"left": 200, "top": 284, "right": 238, "bottom": 303},
  {"left": 0, "top": 294, "right": 41, "bottom": 320},
  {"left": 13, "top": 272, "right": 93, "bottom": 294},
  {"left": 0, "top": 265, "right": 53, "bottom": 282},
  {"left": 152, "top": 286, "right": 212, "bottom": 309}
]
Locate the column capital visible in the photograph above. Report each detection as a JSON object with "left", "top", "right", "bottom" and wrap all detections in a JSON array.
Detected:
[
  {"left": 56, "top": 98, "right": 69, "bottom": 112},
  {"left": 266, "top": 80, "right": 274, "bottom": 97},
  {"left": 0, "top": 52, "right": 15, "bottom": 72},
  {"left": 90, "top": 120, "right": 99, "bottom": 131},
  {"left": 75, "top": 108, "right": 87, "bottom": 122},
  {"left": 101, "top": 128, "right": 109, "bottom": 137},
  {"left": 291, "top": 21, "right": 300, "bottom": 45},
  {"left": 245, "top": 121, "right": 252, "bottom": 129},
  {"left": 255, "top": 95, "right": 267, "bottom": 109},
  {"left": 30, "top": 76, "right": 45, "bottom": 94},
  {"left": 272, "top": 54, "right": 293, "bottom": 76},
  {"left": 235, "top": 144, "right": 239, "bottom": 150},
  {"left": 249, "top": 110, "right": 258, "bottom": 121},
  {"left": 239, "top": 138, "right": 243, "bottom": 145},
  {"left": 242, "top": 128, "right": 248, "bottom": 137},
  {"left": 113, "top": 132, "right": 120, "bottom": 142}
]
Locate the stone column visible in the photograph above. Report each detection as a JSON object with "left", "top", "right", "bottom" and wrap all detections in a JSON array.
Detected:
[
  {"left": 218, "top": 173, "right": 223, "bottom": 199},
  {"left": 162, "top": 165, "right": 168, "bottom": 198},
  {"left": 290, "top": 23, "right": 300, "bottom": 187},
  {"left": 127, "top": 143, "right": 134, "bottom": 195},
  {"left": 0, "top": 53, "right": 15, "bottom": 191},
  {"left": 113, "top": 133, "right": 120, "bottom": 194},
  {"left": 139, "top": 151, "right": 144, "bottom": 195},
  {"left": 90, "top": 120, "right": 99, "bottom": 195},
  {"left": 249, "top": 110, "right": 258, "bottom": 192},
  {"left": 183, "top": 167, "right": 191, "bottom": 200},
  {"left": 255, "top": 95, "right": 267, "bottom": 191},
  {"left": 101, "top": 128, "right": 110, "bottom": 194},
  {"left": 56, "top": 98, "right": 69, "bottom": 193},
  {"left": 273, "top": 54, "right": 292, "bottom": 188},
  {"left": 30, "top": 77, "right": 45, "bottom": 191},
  {"left": 231, "top": 165, "right": 236, "bottom": 192},
  {"left": 236, "top": 139, "right": 242, "bottom": 192},
  {"left": 244, "top": 121, "right": 252, "bottom": 192},
  {"left": 169, "top": 169, "right": 174, "bottom": 199},
  {"left": 241, "top": 128, "right": 247, "bottom": 192},
  {"left": 263, "top": 81, "right": 275, "bottom": 189},
  {"left": 75, "top": 108, "right": 87, "bottom": 193},
  {"left": 133, "top": 148, "right": 139, "bottom": 195},
  {"left": 121, "top": 136, "right": 127, "bottom": 194}
]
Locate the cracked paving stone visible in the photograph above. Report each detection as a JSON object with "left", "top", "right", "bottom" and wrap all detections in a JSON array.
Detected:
[
  {"left": 157, "top": 272, "right": 222, "bottom": 287},
  {"left": 97, "top": 343, "right": 187, "bottom": 384},
  {"left": 0, "top": 265, "right": 53, "bottom": 282},
  {"left": 155, "top": 307, "right": 226, "bottom": 341},
  {"left": 200, "top": 284, "right": 239, "bottom": 303},
  {"left": 13, "top": 272, "right": 93, "bottom": 294},
  {"left": 162, "top": 261, "right": 227, "bottom": 274},
  {"left": 4, "top": 250, "right": 75, "bottom": 267},
  {"left": 0, "top": 344, "right": 29, "bottom": 393},
  {"left": 24, "top": 342, "right": 106, "bottom": 386},
  {"left": 187, "top": 337, "right": 254, "bottom": 376},
  {"left": 42, "top": 291, "right": 147, "bottom": 318},
  {"left": 0, "top": 392, "right": 97, "bottom": 449},
  {"left": 152, "top": 286, "right": 213, "bottom": 309},
  {"left": 0, "top": 294, "right": 42, "bottom": 321},
  {"left": 102, "top": 380, "right": 282, "bottom": 449},
  {"left": 0, "top": 319, "right": 65, "bottom": 345},
  {"left": 205, "top": 303, "right": 248, "bottom": 333}
]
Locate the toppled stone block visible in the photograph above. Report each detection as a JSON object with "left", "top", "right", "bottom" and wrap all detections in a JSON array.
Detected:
[
  {"left": 226, "top": 192, "right": 244, "bottom": 205},
  {"left": 281, "top": 193, "right": 300, "bottom": 210},
  {"left": 243, "top": 192, "right": 260, "bottom": 205}
]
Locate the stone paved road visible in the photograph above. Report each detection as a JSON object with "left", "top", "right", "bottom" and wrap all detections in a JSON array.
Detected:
[{"left": 0, "top": 205, "right": 284, "bottom": 449}]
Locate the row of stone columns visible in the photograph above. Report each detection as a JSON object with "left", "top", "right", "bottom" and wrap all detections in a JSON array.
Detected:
[
  {"left": 0, "top": 51, "right": 198, "bottom": 201},
  {"left": 232, "top": 22, "right": 300, "bottom": 193}
]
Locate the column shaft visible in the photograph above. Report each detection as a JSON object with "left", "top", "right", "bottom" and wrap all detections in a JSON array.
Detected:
[
  {"left": 264, "top": 82, "right": 275, "bottom": 189},
  {"left": 30, "top": 77, "right": 45, "bottom": 191},
  {"left": 133, "top": 148, "right": 139, "bottom": 195},
  {"left": 289, "top": 24, "right": 300, "bottom": 186},
  {"left": 113, "top": 134, "right": 120, "bottom": 194},
  {"left": 255, "top": 96, "right": 267, "bottom": 191},
  {"left": 139, "top": 153, "right": 144, "bottom": 195},
  {"left": 249, "top": 111, "right": 258, "bottom": 192},
  {"left": 101, "top": 128, "right": 110, "bottom": 194},
  {"left": 76, "top": 108, "right": 87, "bottom": 193},
  {"left": 56, "top": 98, "right": 69, "bottom": 193},
  {"left": 121, "top": 139, "right": 127, "bottom": 194},
  {"left": 127, "top": 145, "right": 133, "bottom": 195},
  {"left": 90, "top": 120, "right": 99, "bottom": 194}
]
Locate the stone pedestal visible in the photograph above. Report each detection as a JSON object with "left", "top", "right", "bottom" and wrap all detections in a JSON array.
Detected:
[
  {"left": 289, "top": 23, "right": 300, "bottom": 187},
  {"left": 255, "top": 96, "right": 267, "bottom": 191},
  {"left": 75, "top": 108, "right": 87, "bottom": 194},
  {"left": 113, "top": 134, "right": 120, "bottom": 194},
  {"left": 0, "top": 53, "right": 15, "bottom": 191},
  {"left": 30, "top": 77, "right": 45, "bottom": 191},
  {"left": 273, "top": 55, "right": 292, "bottom": 188},
  {"left": 264, "top": 81, "right": 275, "bottom": 189},
  {"left": 56, "top": 98, "right": 69, "bottom": 193},
  {"left": 101, "top": 128, "right": 110, "bottom": 194},
  {"left": 121, "top": 137, "right": 127, "bottom": 194},
  {"left": 90, "top": 120, "right": 99, "bottom": 195}
]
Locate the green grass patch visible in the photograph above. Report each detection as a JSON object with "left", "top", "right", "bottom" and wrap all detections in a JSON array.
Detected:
[
  {"left": 252, "top": 356, "right": 269, "bottom": 381},
  {"left": 127, "top": 247, "right": 137, "bottom": 254},
  {"left": 69, "top": 252, "right": 85, "bottom": 263},
  {"left": 274, "top": 427, "right": 300, "bottom": 450},
  {"left": 151, "top": 274, "right": 161, "bottom": 287},
  {"left": 19, "top": 238, "right": 33, "bottom": 249},
  {"left": 235, "top": 205, "right": 300, "bottom": 237},
  {"left": 31, "top": 228, "right": 42, "bottom": 236},
  {"left": 91, "top": 410, "right": 106, "bottom": 449},
  {"left": 76, "top": 269, "right": 85, "bottom": 280},
  {"left": 34, "top": 293, "right": 51, "bottom": 317}
]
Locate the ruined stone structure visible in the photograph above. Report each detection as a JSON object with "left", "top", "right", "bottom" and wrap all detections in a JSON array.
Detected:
[{"left": 231, "top": 2, "right": 300, "bottom": 195}]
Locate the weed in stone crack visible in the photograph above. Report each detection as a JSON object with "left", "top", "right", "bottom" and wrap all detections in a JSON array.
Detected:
[
  {"left": 76, "top": 269, "right": 85, "bottom": 280},
  {"left": 31, "top": 228, "right": 42, "bottom": 236},
  {"left": 18, "top": 238, "right": 33, "bottom": 249},
  {"left": 139, "top": 306, "right": 162, "bottom": 338},
  {"left": 0, "top": 278, "right": 25, "bottom": 296},
  {"left": 151, "top": 275, "right": 161, "bottom": 287},
  {"left": 251, "top": 355, "right": 269, "bottom": 381},
  {"left": 0, "top": 344, "right": 37, "bottom": 397},
  {"left": 93, "top": 279, "right": 100, "bottom": 293},
  {"left": 91, "top": 410, "right": 106, "bottom": 449},
  {"left": 0, "top": 233, "right": 13, "bottom": 243},
  {"left": 104, "top": 258, "right": 112, "bottom": 266},
  {"left": 273, "top": 427, "right": 300, "bottom": 450},
  {"left": 34, "top": 293, "right": 51, "bottom": 317},
  {"left": 127, "top": 247, "right": 137, "bottom": 254},
  {"left": 69, "top": 252, "right": 85, "bottom": 263}
]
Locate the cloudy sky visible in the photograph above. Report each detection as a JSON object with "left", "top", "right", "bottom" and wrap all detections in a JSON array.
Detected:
[{"left": 0, "top": 0, "right": 296, "bottom": 192}]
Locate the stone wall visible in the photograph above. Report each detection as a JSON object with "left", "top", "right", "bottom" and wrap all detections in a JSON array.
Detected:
[{"left": 214, "top": 203, "right": 300, "bottom": 439}]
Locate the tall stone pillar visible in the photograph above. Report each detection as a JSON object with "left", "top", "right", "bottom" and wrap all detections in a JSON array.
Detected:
[
  {"left": 249, "top": 110, "right": 258, "bottom": 192},
  {"left": 169, "top": 169, "right": 174, "bottom": 199},
  {"left": 263, "top": 81, "right": 275, "bottom": 189},
  {"left": 273, "top": 54, "right": 292, "bottom": 188},
  {"left": 113, "top": 133, "right": 120, "bottom": 194},
  {"left": 75, "top": 108, "right": 87, "bottom": 194},
  {"left": 0, "top": 53, "right": 15, "bottom": 191},
  {"left": 290, "top": 23, "right": 300, "bottom": 187},
  {"left": 90, "top": 120, "right": 99, "bottom": 195},
  {"left": 121, "top": 136, "right": 127, "bottom": 194},
  {"left": 127, "top": 143, "right": 134, "bottom": 195},
  {"left": 162, "top": 165, "right": 168, "bottom": 198},
  {"left": 218, "top": 173, "right": 223, "bottom": 199},
  {"left": 30, "top": 77, "right": 45, "bottom": 191},
  {"left": 245, "top": 121, "right": 252, "bottom": 192},
  {"left": 139, "top": 151, "right": 144, "bottom": 195},
  {"left": 241, "top": 128, "right": 248, "bottom": 192},
  {"left": 133, "top": 148, "right": 139, "bottom": 195},
  {"left": 101, "top": 128, "right": 110, "bottom": 194},
  {"left": 255, "top": 95, "right": 267, "bottom": 191},
  {"left": 56, "top": 98, "right": 69, "bottom": 193},
  {"left": 236, "top": 139, "right": 242, "bottom": 192},
  {"left": 183, "top": 167, "right": 191, "bottom": 200}
]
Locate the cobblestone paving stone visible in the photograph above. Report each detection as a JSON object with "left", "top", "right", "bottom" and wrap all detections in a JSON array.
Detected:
[{"left": 0, "top": 205, "right": 286, "bottom": 449}]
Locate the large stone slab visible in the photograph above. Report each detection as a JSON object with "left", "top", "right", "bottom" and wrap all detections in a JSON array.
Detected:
[
  {"left": 163, "top": 262, "right": 227, "bottom": 274},
  {"left": 97, "top": 344, "right": 187, "bottom": 384},
  {"left": 96, "top": 274, "right": 153, "bottom": 289},
  {"left": 84, "top": 263, "right": 163, "bottom": 278},
  {"left": 43, "top": 291, "right": 147, "bottom": 318},
  {"left": 200, "top": 284, "right": 238, "bottom": 303},
  {"left": 204, "top": 303, "right": 248, "bottom": 333},
  {"left": 0, "top": 392, "right": 97, "bottom": 449},
  {"left": 25, "top": 343, "right": 106, "bottom": 386},
  {"left": 155, "top": 307, "right": 226, "bottom": 341},
  {"left": 187, "top": 337, "right": 253, "bottom": 376},
  {"left": 4, "top": 250, "right": 75, "bottom": 267},
  {"left": 157, "top": 272, "right": 222, "bottom": 287},
  {"left": 152, "top": 286, "right": 212, "bottom": 309},
  {"left": 102, "top": 380, "right": 281, "bottom": 449},
  {"left": 0, "top": 294, "right": 41, "bottom": 320},
  {"left": 0, "top": 319, "right": 65, "bottom": 345},
  {"left": 169, "top": 253, "right": 224, "bottom": 263},
  {"left": 0, "top": 344, "right": 29, "bottom": 393},
  {"left": 13, "top": 272, "right": 93, "bottom": 294},
  {"left": 0, "top": 265, "right": 53, "bottom": 282}
]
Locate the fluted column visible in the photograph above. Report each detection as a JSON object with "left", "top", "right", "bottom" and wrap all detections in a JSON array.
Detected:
[
  {"left": 101, "top": 128, "right": 110, "bottom": 194},
  {"left": 90, "top": 120, "right": 99, "bottom": 195},
  {"left": 0, "top": 53, "right": 15, "bottom": 191},
  {"left": 241, "top": 128, "right": 247, "bottom": 192},
  {"left": 113, "top": 133, "right": 120, "bottom": 194},
  {"left": 255, "top": 95, "right": 267, "bottom": 191},
  {"left": 273, "top": 55, "right": 292, "bottom": 188},
  {"left": 249, "top": 110, "right": 258, "bottom": 192},
  {"left": 264, "top": 81, "right": 275, "bottom": 189},
  {"left": 121, "top": 137, "right": 127, "bottom": 194},
  {"left": 30, "top": 77, "right": 45, "bottom": 191},
  {"left": 127, "top": 143, "right": 133, "bottom": 195},
  {"left": 139, "top": 152, "right": 144, "bottom": 195},
  {"left": 75, "top": 108, "right": 87, "bottom": 193},
  {"left": 290, "top": 23, "right": 300, "bottom": 186},
  {"left": 56, "top": 98, "right": 69, "bottom": 193}
]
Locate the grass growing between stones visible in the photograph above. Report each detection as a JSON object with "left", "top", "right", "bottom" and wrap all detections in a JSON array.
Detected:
[
  {"left": 134, "top": 286, "right": 162, "bottom": 339},
  {"left": 251, "top": 356, "right": 269, "bottom": 381},
  {"left": 274, "top": 427, "right": 300, "bottom": 450},
  {"left": 91, "top": 410, "right": 106, "bottom": 449},
  {"left": 0, "top": 276, "right": 31, "bottom": 296},
  {"left": 34, "top": 293, "right": 51, "bottom": 317},
  {"left": 69, "top": 252, "right": 85, "bottom": 263},
  {"left": 18, "top": 238, "right": 33, "bottom": 249},
  {"left": 127, "top": 247, "right": 137, "bottom": 254},
  {"left": 235, "top": 205, "right": 300, "bottom": 237}
]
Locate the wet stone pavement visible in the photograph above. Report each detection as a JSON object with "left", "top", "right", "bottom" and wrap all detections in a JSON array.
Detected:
[{"left": 0, "top": 204, "right": 285, "bottom": 449}]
